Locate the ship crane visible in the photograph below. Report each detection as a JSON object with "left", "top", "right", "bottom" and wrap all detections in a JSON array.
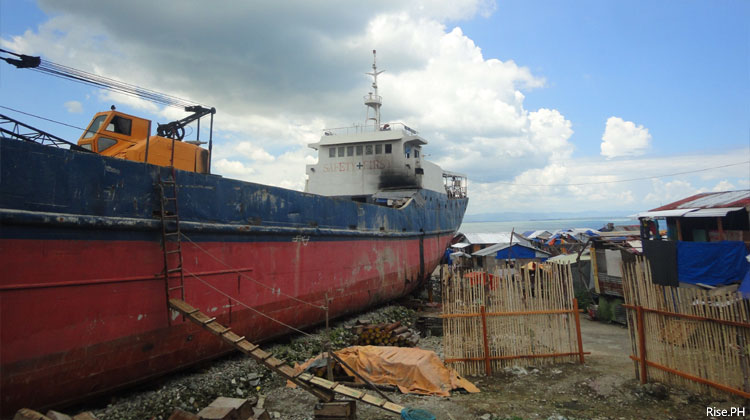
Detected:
[
  {"left": 1, "top": 48, "right": 217, "bottom": 172},
  {"left": 0, "top": 113, "right": 92, "bottom": 152},
  {"left": 156, "top": 105, "right": 216, "bottom": 141}
]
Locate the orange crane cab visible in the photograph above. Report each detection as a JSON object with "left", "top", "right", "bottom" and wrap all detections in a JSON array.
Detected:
[{"left": 77, "top": 107, "right": 213, "bottom": 174}]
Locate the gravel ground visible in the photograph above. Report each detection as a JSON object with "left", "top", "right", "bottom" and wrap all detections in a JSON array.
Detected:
[{"left": 63, "top": 306, "right": 746, "bottom": 420}]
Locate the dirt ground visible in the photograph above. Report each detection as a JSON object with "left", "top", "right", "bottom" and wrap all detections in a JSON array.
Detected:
[
  {"left": 259, "top": 318, "right": 745, "bottom": 420},
  {"left": 64, "top": 306, "right": 747, "bottom": 420}
]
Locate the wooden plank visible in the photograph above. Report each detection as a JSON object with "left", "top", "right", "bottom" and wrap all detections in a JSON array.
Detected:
[
  {"left": 265, "top": 358, "right": 284, "bottom": 368},
  {"left": 360, "top": 393, "right": 386, "bottom": 406},
  {"left": 327, "top": 385, "right": 363, "bottom": 399},
  {"left": 277, "top": 365, "right": 296, "bottom": 377},
  {"left": 307, "top": 377, "right": 339, "bottom": 391}
]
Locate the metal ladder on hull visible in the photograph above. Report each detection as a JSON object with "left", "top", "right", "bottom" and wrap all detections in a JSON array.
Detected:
[
  {"left": 168, "top": 298, "right": 405, "bottom": 415},
  {"left": 159, "top": 172, "right": 185, "bottom": 323}
]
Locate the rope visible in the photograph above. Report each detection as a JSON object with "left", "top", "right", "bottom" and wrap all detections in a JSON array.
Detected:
[
  {"left": 0, "top": 105, "right": 88, "bottom": 131},
  {"left": 1, "top": 47, "right": 200, "bottom": 109},
  {"left": 183, "top": 267, "right": 313, "bottom": 337},
  {"left": 180, "top": 232, "right": 327, "bottom": 311}
]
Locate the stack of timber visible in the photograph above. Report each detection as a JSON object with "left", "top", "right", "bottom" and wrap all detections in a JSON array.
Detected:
[{"left": 349, "top": 320, "right": 419, "bottom": 347}]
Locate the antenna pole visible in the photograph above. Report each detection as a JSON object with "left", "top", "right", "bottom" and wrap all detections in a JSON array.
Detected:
[{"left": 364, "top": 50, "right": 384, "bottom": 129}]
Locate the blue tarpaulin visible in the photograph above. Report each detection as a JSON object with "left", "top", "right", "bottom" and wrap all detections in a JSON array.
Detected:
[
  {"left": 676, "top": 241, "right": 750, "bottom": 286},
  {"left": 738, "top": 266, "right": 750, "bottom": 298},
  {"left": 495, "top": 245, "right": 546, "bottom": 261}
]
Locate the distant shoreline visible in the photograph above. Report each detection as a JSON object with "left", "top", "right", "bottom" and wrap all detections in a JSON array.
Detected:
[{"left": 458, "top": 217, "right": 635, "bottom": 234}]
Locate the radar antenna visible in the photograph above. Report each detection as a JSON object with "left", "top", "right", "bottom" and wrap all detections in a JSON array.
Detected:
[{"left": 364, "top": 50, "right": 384, "bottom": 128}]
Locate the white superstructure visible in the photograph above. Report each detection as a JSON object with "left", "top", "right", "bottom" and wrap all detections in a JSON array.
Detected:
[{"left": 305, "top": 51, "right": 466, "bottom": 199}]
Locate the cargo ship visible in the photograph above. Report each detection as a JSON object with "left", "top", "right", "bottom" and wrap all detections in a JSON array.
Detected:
[{"left": 0, "top": 52, "right": 468, "bottom": 413}]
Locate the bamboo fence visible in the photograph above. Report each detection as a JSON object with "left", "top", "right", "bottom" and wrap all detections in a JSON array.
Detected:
[
  {"left": 442, "top": 263, "right": 583, "bottom": 376},
  {"left": 622, "top": 256, "right": 750, "bottom": 398}
]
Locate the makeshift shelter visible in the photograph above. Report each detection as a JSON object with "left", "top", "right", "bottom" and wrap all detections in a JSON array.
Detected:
[
  {"left": 636, "top": 189, "right": 750, "bottom": 243},
  {"left": 636, "top": 190, "right": 750, "bottom": 288},
  {"left": 472, "top": 240, "right": 550, "bottom": 271}
]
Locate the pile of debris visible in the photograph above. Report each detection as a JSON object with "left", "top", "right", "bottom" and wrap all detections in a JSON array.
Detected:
[
  {"left": 13, "top": 396, "right": 275, "bottom": 420},
  {"left": 170, "top": 396, "right": 271, "bottom": 420},
  {"left": 348, "top": 320, "right": 419, "bottom": 347},
  {"left": 14, "top": 409, "right": 98, "bottom": 420}
]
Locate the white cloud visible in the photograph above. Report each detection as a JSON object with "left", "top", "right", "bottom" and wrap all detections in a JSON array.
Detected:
[
  {"left": 63, "top": 100, "right": 82, "bottom": 113},
  {"left": 235, "top": 142, "right": 275, "bottom": 163},
  {"left": 601, "top": 116, "right": 652, "bottom": 158},
  {"left": 4, "top": 1, "right": 747, "bottom": 217},
  {"left": 466, "top": 149, "right": 749, "bottom": 214},
  {"left": 712, "top": 180, "right": 735, "bottom": 192},
  {"left": 3, "top": 1, "right": 566, "bottom": 188}
]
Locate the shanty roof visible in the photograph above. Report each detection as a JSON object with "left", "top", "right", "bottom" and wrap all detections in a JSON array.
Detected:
[
  {"left": 472, "top": 241, "right": 550, "bottom": 257},
  {"left": 650, "top": 190, "right": 750, "bottom": 211},
  {"left": 636, "top": 190, "right": 750, "bottom": 219},
  {"left": 522, "top": 230, "right": 552, "bottom": 240},
  {"left": 547, "top": 252, "right": 591, "bottom": 264},
  {"left": 459, "top": 232, "right": 525, "bottom": 245}
]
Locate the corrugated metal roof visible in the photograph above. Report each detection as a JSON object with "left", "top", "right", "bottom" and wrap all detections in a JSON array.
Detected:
[
  {"left": 649, "top": 190, "right": 750, "bottom": 211},
  {"left": 523, "top": 230, "right": 552, "bottom": 240},
  {"left": 682, "top": 207, "right": 745, "bottom": 218},
  {"left": 547, "top": 253, "right": 591, "bottom": 263},
  {"left": 461, "top": 232, "right": 518, "bottom": 245},
  {"left": 636, "top": 208, "right": 698, "bottom": 218}
]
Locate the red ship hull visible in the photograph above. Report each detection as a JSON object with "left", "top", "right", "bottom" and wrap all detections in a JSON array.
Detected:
[
  {"left": 0, "top": 235, "right": 449, "bottom": 413},
  {"left": 0, "top": 138, "right": 467, "bottom": 414}
]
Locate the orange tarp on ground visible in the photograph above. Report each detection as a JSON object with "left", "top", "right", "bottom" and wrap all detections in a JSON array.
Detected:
[{"left": 290, "top": 346, "right": 479, "bottom": 396}]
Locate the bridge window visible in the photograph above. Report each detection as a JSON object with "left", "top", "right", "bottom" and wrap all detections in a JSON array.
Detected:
[
  {"left": 365, "top": 145, "right": 373, "bottom": 155},
  {"left": 385, "top": 144, "right": 392, "bottom": 154},
  {"left": 97, "top": 137, "right": 117, "bottom": 152},
  {"left": 375, "top": 144, "right": 382, "bottom": 154},
  {"left": 338, "top": 146, "right": 345, "bottom": 157},
  {"left": 356, "top": 145, "right": 363, "bottom": 156},
  {"left": 83, "top": 115, "right": 107, "bottom": 139},
  {"left": 329, "top": 147, "right": 336, "bottom": 158},
  {"left": 106, "top": 116, "right": 132, "bottom": 136},
  {"left": 347, "top": 146, "right": 354, "bottom": 156}
]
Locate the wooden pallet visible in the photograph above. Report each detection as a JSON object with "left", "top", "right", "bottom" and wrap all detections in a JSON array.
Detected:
[{"left": 168, "top": 299, "right": 405, "bottom": 415}]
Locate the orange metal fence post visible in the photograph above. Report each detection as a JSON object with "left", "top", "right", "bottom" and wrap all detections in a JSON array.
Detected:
[
  {"left": 636, "top": 305, "right": 648, "bottom": 384},
  {"left": 480, "top": 305, "right": 491, "bottom": 375},
  {"left": 573, "top": 298, "right": 585, "bottom": 364}
]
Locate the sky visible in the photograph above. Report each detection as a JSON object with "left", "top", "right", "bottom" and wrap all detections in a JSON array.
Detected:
[{"left": 0, "top": 0, "right": 748, "bottom": 217}]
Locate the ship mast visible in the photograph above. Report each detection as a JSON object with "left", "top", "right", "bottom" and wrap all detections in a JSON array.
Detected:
[{"left": 364, "top": 49, "right": 384, "bottom": 129}]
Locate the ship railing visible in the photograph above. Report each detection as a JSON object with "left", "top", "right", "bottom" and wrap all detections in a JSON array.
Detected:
[
  {"left": 443, "top": 171, "right": 468, "bottom": 199},
  {"left": 323, "top": 122, "right": 418, "bottom": 137},
  {"left": 363, "top": 93, "right": 382, "bottom": 105}
]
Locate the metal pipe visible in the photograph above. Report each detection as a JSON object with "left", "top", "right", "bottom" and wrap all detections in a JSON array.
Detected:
[
  {"left": 208, "top": 111, "right": 214, "bottom": 173},
  {"left": 441, "top": 308, "right": 575, "bottom": 319},
  {"left": 144, "top": 120, "right": 151, "bottom": 164},
  {"left": 629, "top": 355, "right": 750, "bottom": 399},
  {"left": 623, "top": 304, "right": 750, "bottom": 329},
  {"left": 445, "top": 351, "right": 591, "bottom": 363}
]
